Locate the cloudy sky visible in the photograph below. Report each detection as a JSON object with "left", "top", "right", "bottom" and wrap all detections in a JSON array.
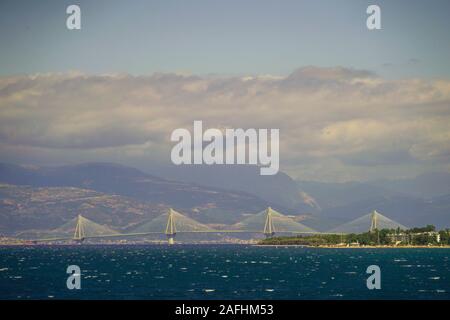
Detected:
[{"left": 0, "top": 0, "right": 449, "bottom": 182}]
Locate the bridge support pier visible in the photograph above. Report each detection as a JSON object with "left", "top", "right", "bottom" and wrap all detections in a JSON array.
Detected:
[
  {"left": 165, "top": 209, "right": 177, "bottom": 245},
  {"left": 370, "top": 210, "right": 379, "bottom": 232},
  {"left": 263, "top": 207, "right": 276, "bottom": 238},
  {"left": 73, "top": 214, "right": 86, "bottom": 243}
]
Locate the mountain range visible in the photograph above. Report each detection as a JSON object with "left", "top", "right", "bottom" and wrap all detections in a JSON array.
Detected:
[
  {"left": 0, "top": 162, "right": 288, "bottom": 235},
  {"left": 0, "top": 162, "right": 449, "bottom": 236},
  {"left": 297, "top": 175, "right": 450, "bottom": 230}
]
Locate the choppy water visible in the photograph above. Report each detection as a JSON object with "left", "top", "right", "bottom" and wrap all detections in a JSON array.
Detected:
[{"left": 0, "top": 245, "right": 449, "bottom": 299}]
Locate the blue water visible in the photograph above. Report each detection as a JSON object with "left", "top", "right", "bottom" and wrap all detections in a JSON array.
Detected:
[{"left": 0, "top": 245, "right": 449, "bottom": 299}]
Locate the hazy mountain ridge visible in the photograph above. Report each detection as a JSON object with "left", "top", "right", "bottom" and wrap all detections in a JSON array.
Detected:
[
  {"left": 297, "top": 176, "right": 450, "bottom": 229},
  {"left": 149, "top": 165, "right": 317, "bottom": 213},
  {"left": 0, "top": 183, "right": 166, "bottom": 235},
  {"left": 0, "top": 163, "right": 293, "bottom": 234},
  {"left": 296, "top": 180, "right": 401, "bottom": 210},
  {"left": 373, "top": 172, "right": 450, "bottom": 198},
  {"left": 1, "top": 162, "right": 449, "bottom": 236}
]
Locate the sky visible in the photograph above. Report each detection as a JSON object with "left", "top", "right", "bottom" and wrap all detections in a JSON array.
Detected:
[
  {"left": 1, "top": 0, "right": 450, "bottom": 78},
  {"left": 0, "top": 0, "right": 449, "bottom": 182}
]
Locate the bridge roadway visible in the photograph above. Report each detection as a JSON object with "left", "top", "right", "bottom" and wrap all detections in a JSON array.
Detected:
[
  {"left": 31, "top": 230, "right": 344, "bottom": 243},
  {"left": 30, "top": 209, "right": 345, "bottom": 243}
]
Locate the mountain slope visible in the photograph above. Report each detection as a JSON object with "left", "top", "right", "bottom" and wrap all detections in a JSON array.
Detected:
[
  {"left": 0, "top": 162, "right": 276, "bottom": 224},
  {"left": 320, "top": 195, "right": 450, "bottom": 229},
  {"left": 151, "top": 164, "right": 317, "bottom": 213},
  {"left": 373, "top": 172, "right": 450, "bottom": 198},
  {"left": 297, "top": 176, "right": 450, "bottom": 230},
  {"left": 297, "top": 180, "right": 401, "bottom": 210},
  {"left": 0, "top": 183, "right": 166, "bottom": 235}
]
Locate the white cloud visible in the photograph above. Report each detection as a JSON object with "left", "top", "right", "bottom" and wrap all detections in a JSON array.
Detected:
[{"left": 0, "top": 67, "right": 449, "bottom": 182}]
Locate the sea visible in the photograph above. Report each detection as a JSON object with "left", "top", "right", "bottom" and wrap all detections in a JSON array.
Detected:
[{"left": 0, "top": 245, "right": 449, "bottom": 300}]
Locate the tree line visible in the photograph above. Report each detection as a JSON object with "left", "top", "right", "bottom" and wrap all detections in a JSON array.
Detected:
[{"left": 260, "top": 226, "right": 450, "bottom": 246}]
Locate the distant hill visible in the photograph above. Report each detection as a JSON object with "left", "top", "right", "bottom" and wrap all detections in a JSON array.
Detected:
[
  {"left": 297, "top": 174, "right": 450, "bottom": 230},
  {"left": 319, "top": 194, "right": 450, "bottom": 229},
  {"left": 2, "top": 162, "right": 449, "bottom": 235},
  {"left": 0, "top": 162, "right": 278, "bottom": 225},
  {"left": 150, "top": 164, "right": 317, "bottom": 213},
  {"left": 297, "top": 172, "right": 450, "bottom": 210},
  {"left": 0, "top": 183, "right": 166, "bottom": 235},
  {"left": 297, "top": 180, "right": 400, "bottom": 210},
  {"left": 372, "top": 172, "right": 450, "bottom": 198}
]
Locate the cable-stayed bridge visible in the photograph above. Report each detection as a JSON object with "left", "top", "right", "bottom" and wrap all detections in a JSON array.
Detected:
[
  {"left": 28, "top": 208, "right": 407, "bottom": 244},
  {"left": 30, "top": 207, "right": 339, "bottom": 244}
]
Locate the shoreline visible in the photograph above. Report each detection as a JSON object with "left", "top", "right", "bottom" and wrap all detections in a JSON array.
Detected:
[
  {"left": 0, "top": 242, "right": 256, "bottom": 246},
  {"left": 1, "top": 242, "right": 450, "bottom": 249},
  {"left": 255, "top": 244, "right": 450, "bottom": 249}
]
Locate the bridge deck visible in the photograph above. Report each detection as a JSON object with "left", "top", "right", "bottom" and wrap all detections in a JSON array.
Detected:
[
  {"left": 29, "top": 209, "right": 345, "bottom": 243},
  {"left": 31, "top": 230, "right": 344, "bottom": 242}
]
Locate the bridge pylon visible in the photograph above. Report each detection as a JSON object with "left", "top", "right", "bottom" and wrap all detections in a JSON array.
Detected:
[
  {"left": 263, "top": 207, "right": 275, "bottom": 237},
  {"left": 73, "top": 214, "right": 86, "bottom": 243},
  {"left": 369, "top": 210, "right": 379, "bottom": 233},
  {"left": 165, "top": 208, "right": 177, "bottom": 245}
]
